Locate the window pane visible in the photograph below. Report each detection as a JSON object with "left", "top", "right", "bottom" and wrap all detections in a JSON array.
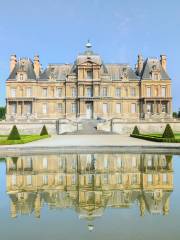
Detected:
[
  {"left": 103, "top": 103, "right": 108, "bottom": 113},
  {"left": 116, "top": 103, "right": 121, "bottom": 113},
  {"left": 131, "top": 103, "right": 136, "bottom": 113},
  {"left": 87, "top": 70, "right": 93, "bottom": 79},
  {"left": 147, "top": 87, "right": 151, "bottom": 97}
]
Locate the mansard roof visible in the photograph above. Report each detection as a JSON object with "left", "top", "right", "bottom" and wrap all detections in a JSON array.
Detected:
[
  {"left": 141, "top": 58, "right": 170, "bottom": 80},
  {"left": 8, "top": 58, "right": 36, "bottom": 80}
]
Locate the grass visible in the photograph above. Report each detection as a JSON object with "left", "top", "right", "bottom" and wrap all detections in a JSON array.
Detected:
[
  {"left": 0, "top": 134, "right": 49, "bottom": 145},
  {"left": 130, "top": 133, "right": 180, "bottom": 143}
]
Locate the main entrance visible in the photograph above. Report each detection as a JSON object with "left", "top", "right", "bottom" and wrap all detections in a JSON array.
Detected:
[{"left": 86, "top": 102, "right": 93, "bottom": 119}]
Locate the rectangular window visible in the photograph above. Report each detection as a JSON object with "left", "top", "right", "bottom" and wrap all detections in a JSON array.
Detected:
[
  {"left": 132, "top": 174, "right": 138, "bottom": 184},
  {"left": 103, "top": 103, "right": 108, "bottom": 113},
  {"left": 26, "top": 88, "right": 32, "bottom": 97},
  {"left": 117, "top": 157, "right": 123, "bottom": 168},
  {"left": 147, "top": 103, "right": 152, "bottom": 113},
  {"left": 43, "top": 175, "right": 48, "bottom": 185},
  {"left": 103, "top": 174, "right": 108, "bottom": 184},
  {"left": 154, "top": 73, "right": 159, "bottom": 80},
  {"left": 147, "top": 174, "right": 153, "bottom": 184},
  {"left": 27, "top": 175, "right": 32, "bottom": 185},
  {"left": 87, "top": 70, "right": 93, "bottom": 80},
  {"left": 72, "top": 88, "right": 77, "bottom": 97},
  {"left": 162, "top": 173, "right": 168, "bottom": 183},
  {"left": 147, "top": 87, "right": 151, "bottom": 97},
  {"left": 115, "top": 88, "right": 121, "bottom": 97},
  {"left": 131, "top": 103, "right": 136, "bottom": 113},
  {"left": 26, "top": 102, "right": 32, "bottom": 114},
  {"left": 26, "top": 157, "right": 33, "bottom": 169},
  {"left": 104, "top": 159, "right": 109, "bottom": 169},
  {"left": 20, "top": 74, "right": 24, "bottom": 81},
  {"left": 42, "top": 88, "right": 48, "bottom": 97},
  {"left": 87, "top": 87, "right": 92, "bottom": 97},
  {"left": 71, "top": 103, "right": 77, "bottom": 113},
  {"left": 102, "top": 87, "right": 108, "bottom": 97},
  {"left": 57, "top": 174, "right": 64, "bottom": 184},
  {"left": 57, "top": 103, "right": 63, "bottom": 113},
  {"left": 162, "top": 103, "right": 167, "bottom": 113},
  {"left": 88, "top": 174, "right": 93, "bottom": 184},
  {"left": 42, "top": 103, "right": 47, "bottom": 114},
  {"left": 132, "top": 157, "right": 137, "bottom": 167},
  {"left": 131, "top": 88, "right": 136, "bottom": 97},
  {"left": 56, "top": 88, "right": 62, "bottom": 97},
  {"left": 147, "top": 159, "right": 152, "bottom": 167},
  {"left": 116, "top": 103, "right": 121, "bottom": 113},
  {"left": 117, "top": 174, "right": 122, "bottom": 184},
  {"left": 11, "top": 102, "right": 17, "bottom": 114},
  {"left": 11, "top": 88, "right": 16, "bottom": 97},
  {"left": 162, "top": 87, "right": 166, "bottom": 97},
  {"left": 12, "top": 175, "right": 17, "bottom": 186},
  {"left": 72, "top": 175, "right": 76, "bottom": 185},
  {"left": 42, "top": 157, "right": 48, "bottom": 169}
]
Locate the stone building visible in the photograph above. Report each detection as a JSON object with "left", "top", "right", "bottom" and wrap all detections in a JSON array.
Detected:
[
  {"left": 6, "top": 153, "right": 173, "bottom": 219},
  {"left": 6, "top": 42, "right": 172, "bottom": 121}
]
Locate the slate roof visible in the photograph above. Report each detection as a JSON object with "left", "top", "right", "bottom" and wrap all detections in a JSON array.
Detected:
[{"left": 141, "top": 58, "right": 170, "bottom": 80}]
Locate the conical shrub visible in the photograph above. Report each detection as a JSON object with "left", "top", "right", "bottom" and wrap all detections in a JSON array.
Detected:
[
  {"left": 40, "top": 125, "right": 49, "bottom": 136},
  {"left": 8, "top": 125, "right": 21, "bottom": 140},
  {"left": 162, "top": 124, "right": 175, "bottom": 139},
  {"left": 132, "top": 125, "right": 140, "bottom": 135}
]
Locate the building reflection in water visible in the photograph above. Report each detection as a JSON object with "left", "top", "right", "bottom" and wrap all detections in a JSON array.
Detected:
[{"left": 6, "top": 154, "right": 173, "bottom": 222}]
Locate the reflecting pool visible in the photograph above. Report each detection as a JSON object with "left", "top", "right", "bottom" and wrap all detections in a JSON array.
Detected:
[{"left": 0, "top": 153, "right": 180, "bottom": 240}]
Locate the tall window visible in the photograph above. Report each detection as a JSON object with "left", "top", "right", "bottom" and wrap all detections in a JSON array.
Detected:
[
  {"left": 131, "top": 88, "right": 136, "bottom": 97},
  {"left": 147, "top": 103, "right": 152, "bottom": 113},
  {"left": 103, "top": 103, "right": 108, "bottom": 113},
  {"left": 43, "top": 175, "right": 48, "bottom": 185},
  {"left": 115, "top": 88, "right": 121, "bottom": 97},
  {"left": 11, "top": 88, "right": 16, "bottom": 97},
  {"left": 102, "top": 87, "right": 108, "bottom": 97},
  {"left": 162, "top": 173, "right": 168, "bottom": 184},
  {"left": 71, "top": 103, "right": 77, "bottom": 113},
  {"left": 42, "top": 88, "right": 48, "bottom": 97},
  {"left": 26, "top": 102, "right": 32, "bottom": 114},
  {"left": 20, "top": 74, "right": 24, "bottom": 81},
  {"left": 56, "top": 88, "right": 62, "bottom": 97},
  {"left": 147, "top": 87, "right": 151, "bottom": 97},
  {"left": 27, "top": 175, "right": 32, "bottom": 185},
  {"left": 42, "top": 157, "right": 48, "bottom": 169},
  {"left": 154, "top": 73, "right": 159, "bottom": 80},
  {"left": 147, "top": 174, "right": 153, "bottom": 184},
  {"left": 87, "top": 87, "right": 92, "bottom": 97},
  {"left": 87, "top": 70, "right": 93, "bottom": 80},
  {"left": 162, "top": 87, "right": 166, "bottom": 97},
  {"left": 12, "top": 175, "right": 17, "bottom": 186},
  {"left": 117, "top": 174, "right": 122, "bottom": 184},
  {"left": 57, "top": 103, "right": 63, "bottom": 113},
  {"left": 11, "top": 102, "right": 17, "bottom": 114},
  {"left": 72, "top": 88, "right": 77, "bottom": 97},
  {"left": 116, "top": 103, "right": 121, "bottom": 113},
  {"left": 42, "top": 103, "right": 47, "bottom": 114},
  {"left": 162, "top": 103, "right": 167, "bottom": 113},
  {"left": 26, "top": 88, "right": 32, "bottom": 97},
  {"left": 131, "top": 103, "right": 136, "bottom": 113}
]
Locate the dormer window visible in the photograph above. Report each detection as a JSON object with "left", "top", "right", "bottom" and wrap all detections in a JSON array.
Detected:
[
  {"left": 87, "top": 69, "right": 93, "bottom": 80},
  {"left": 154, "top": 73, "right": 159, "bottom": 80},
  {"left": 20, "top": 74, "right": 23, "bottom": 81}
]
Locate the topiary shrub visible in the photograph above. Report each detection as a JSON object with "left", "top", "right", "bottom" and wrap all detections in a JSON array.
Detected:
[
  {"left": 40, "top": 125, "right": 49, "bottom": 136},
  {"left": 162, "top": 124, "right": 175, "bottom": 139},
  {"left": 7, "top": 125, "right": 21, "bottom": 140},
  {"left": 132, "top": 125, "right": 140, "bottom": 135}
]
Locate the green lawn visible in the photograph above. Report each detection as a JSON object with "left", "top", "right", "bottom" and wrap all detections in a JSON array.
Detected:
[
  {"left": 130, "top": 133, "right": 180, "bottom": 142},
  {"left": 0, "top": 135, "right": 49, "bottom": 145}
]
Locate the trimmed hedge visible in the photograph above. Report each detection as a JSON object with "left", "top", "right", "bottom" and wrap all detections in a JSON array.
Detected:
[
  {"left": 40, "top": 125, "right": 49, "bottom": 136},
  {"left": 130, "top": 134, "right": 180, "bottom": 143},
  {"left": 132, "top": 125, "right": 140, "bottom": 135},
  {"left": 163, "top": 124, "right": 175, "bottom": 139},
  {"left": 7, "top": 125, "right": 21, "bottom": 140}
]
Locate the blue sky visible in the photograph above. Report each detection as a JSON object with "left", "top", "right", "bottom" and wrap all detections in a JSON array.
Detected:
[{"left": 0, "top": 0, "right": 180, "bottom": 110}]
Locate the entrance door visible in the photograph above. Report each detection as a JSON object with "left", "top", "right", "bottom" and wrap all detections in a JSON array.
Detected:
[{"left": 86, "top": 103, "right": 93, "bottom": 119}]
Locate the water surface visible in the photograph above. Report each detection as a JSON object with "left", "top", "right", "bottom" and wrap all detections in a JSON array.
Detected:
[{"left": 0, "top": 153, "right": 180, "bottom": 240}]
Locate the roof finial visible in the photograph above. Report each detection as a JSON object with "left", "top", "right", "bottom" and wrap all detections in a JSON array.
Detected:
[{"left": 85, "top": 39, "right": 92, "bottom": 49}]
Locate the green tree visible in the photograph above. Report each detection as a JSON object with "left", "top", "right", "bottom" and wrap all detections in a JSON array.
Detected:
[
  {"left": 7, "top": 125, "right": 21, "bottom": 140},
  {"left": 162, "top": 124, "right": 175, "bottom": 139},
  {"left": 0, "top": 106, "right": 6, "bottom": 120},
  {"left": 132, "top": 125, "right": 140, "bottom": 135},
  {"left": 40, "top": 125, "right": 49, "bottom": 136}
]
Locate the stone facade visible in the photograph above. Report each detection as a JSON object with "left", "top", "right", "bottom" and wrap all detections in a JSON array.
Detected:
[
  {"left": 6, "top": 42, "right": 172, "bottom": 121},
  {"left": 6, "top": 153, "right": 173, "bottom": 218}
]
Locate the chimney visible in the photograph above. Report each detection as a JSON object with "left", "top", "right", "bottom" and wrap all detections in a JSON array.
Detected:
[
  {"left": 137, "top": 54, "right": 143, "bottom": 76},
  {"left": 34, "top": 55, "right": 41, "bottom": 78},
  {"left": 10, "top": 54, "right": 17, "bottom": 73},
  {"left": 160, "top": 54, "right": 167, "bottom": 71}
]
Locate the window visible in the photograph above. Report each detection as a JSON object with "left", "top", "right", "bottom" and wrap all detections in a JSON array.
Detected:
[
  {"left": 103, "top": 174, "right": 108, "bottom": 184},
  {"left": 20, "top": 74, "right": 24, "bottom": 81},
  {"left": 59, "top": 158, "right": 65, "bottom": 169},
  {"left": 72, "top": 175, "right": 76, "bottom": 185},
  {"left": 131, "top": 103, "right": 136, "bottom": 113},
  {"left": 26, "top": 88, "right": 32, "bottom": 97},
  {"left": 131, "top": 88, "right": 136, "bottom": 97},
  {"left": 162, "top": 103, "right": 167, "bottom": 113},
  {"left": 115, "top": 88, "right": 121, "bottom": 97},
  {"left": 132, "top": 157, "right": 137, "bottom": 167},
  {"left": 26, "top": 102, "right": 32, "bottom": 114},
  {"left": 87, "top": 174, "right": 93, "bottom": 184},
  {"left": 57, "top": 103, "right": 63, "bottom": 113},
  {"left": 125, "top": 88, "right": 128, "bottom": 97},
  {"left": 103, "top": 103, "right": 108, "bottom": 113},
  {"left": 26, "top": 157, "right": 32, "bottom": 169},
  {"left": 11, "top": 88, "right": 16, "bottom": 97},
  {"left": 27, "top": 175, "right": 32, "bottom": 185},
  {"left": 12, "top": 175, "right": 17, "bottom": 186},
  {"left": 132, "top": 174, "right": 138, "bottom": 184},
  {"left": 57, "top": 174, "right": 64, "bottom": 184},
  {"left": 42, "top": 157, "right": 48, "bottom": 169},
  {"left": 102, "top": 87, "right": 108, "bottom": 97},
  {"left": 43, "top": 175, "right": 48, "bottom": 185},
  {"left": 87, "top": 87, "right": 92, "bottom": 97},
  {"left": 116, "top": 103, "right": 121, "bottom": 113},
  {"left": 117, "top": 157, "right": 122, "bottom": 168},
  {"left": 71, "top": 103, "right": 77, "bottom": 113},
  {"left": 154, "top": 73, "right": 159, "bottom": 80},
  {"left": 11, "top": 102, "right": 17, "bottom": 114},
  {"left": 162, "top": 173, "right": 168, "bottom": 183},
  {"left": 104, "top": 159, "right": 109, "bottom": 169},
  {"left": 147, "top": 159, "right": 152, "bottom": 167},
  {"left": 42, "top": 103, "right": 47, "bottom": 114},
  {"left": 162, "top": 87, "right": 166, "bottom": 97},
  {"left": 147, "top": 103, "right": 152, "bottom": 113},
  {"left": 87, "top": 70, "right": 93, "bottom": 80},
  {"left": 147, "top": 174, "right": 153, "bottom": 184},
  {"left": 117, "top": 174, "right": 122, "bottom": 184},
  {"left": 72, "top": 88, "right": 77, "bottom": 97},
  {"left": 42, "top": 88, "right": 48, "bottom": 97},
  {"left": 147, "top": 87, "right": 151, "bottom": 97},
  {"left": 56, "top": 88, "right": 62, "bottom": 97}
]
